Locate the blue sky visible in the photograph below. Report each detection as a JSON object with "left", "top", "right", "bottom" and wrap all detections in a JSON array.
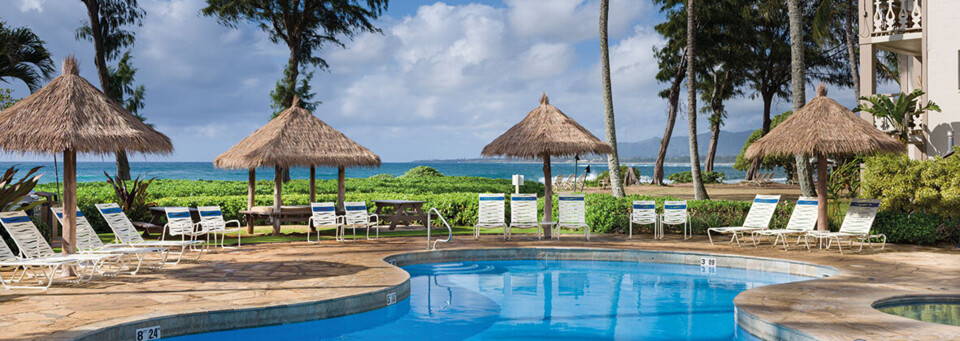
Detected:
[{"left": 1, "top": 0, "right": 866, "bottom": 162}]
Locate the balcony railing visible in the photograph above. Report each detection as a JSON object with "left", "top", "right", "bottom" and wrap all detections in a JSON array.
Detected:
[{"left": 871, "top": 0, "right": 922, "bottom": 36}]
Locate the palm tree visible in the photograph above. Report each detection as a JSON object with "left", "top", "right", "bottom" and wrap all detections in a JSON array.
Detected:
[
  {"left": 0, "top": 22, "right": 54, "bottom": 93},
  {"left": 855, "top": 90, "right": 941, "bottom": 145},
  {"left": 789, "top": 0, "right": 817, "bottom": 197},
  {"left": 686, "top": 0, "right": 708, "bottom": 200},
  {"left": 599, "top": 0, "right": 624, "bottom": 197}
]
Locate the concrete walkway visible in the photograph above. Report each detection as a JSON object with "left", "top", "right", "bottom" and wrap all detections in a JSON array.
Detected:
[{"left": 1, "top": 235, "right": 957, "bottom": 340}]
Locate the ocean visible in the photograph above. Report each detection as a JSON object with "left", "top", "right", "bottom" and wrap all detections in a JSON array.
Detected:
[{"left": 0, "top": 161, "right": 784, "bottom": 184}]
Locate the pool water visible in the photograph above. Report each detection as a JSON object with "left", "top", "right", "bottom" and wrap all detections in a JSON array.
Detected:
[
  {"left": 171, "top": 260, "right": 809, "bottom": 340},
  {"left": 877, "top": 302, "right": 960, "bottom": 327}
]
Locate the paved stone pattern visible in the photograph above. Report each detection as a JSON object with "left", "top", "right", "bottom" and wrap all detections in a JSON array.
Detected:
[{"left": 1, "top": 235, "right": 958, "bottom": 340}]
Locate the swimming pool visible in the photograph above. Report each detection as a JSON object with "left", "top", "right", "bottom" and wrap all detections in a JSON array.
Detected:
[{"left": 170, "top": 259, "right": 808, "bottom": 340}]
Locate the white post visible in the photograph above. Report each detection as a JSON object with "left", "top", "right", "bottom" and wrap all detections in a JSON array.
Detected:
[{"left": 512, "top": 174, "right": 524, "bottom": 194}]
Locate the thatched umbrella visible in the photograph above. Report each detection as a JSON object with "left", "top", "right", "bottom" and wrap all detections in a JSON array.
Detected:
[
  {"left": 482, "top": 93, "right": 612, "bottom": 238},
  {"left": 214, "top": 96, "right": 380, "bottom": 235},
  {"left": 746, "top": 84, "right": 901, "bottom": 230},
  {"left": 0, "top": 57, "right": 173, "bottom": 254}
]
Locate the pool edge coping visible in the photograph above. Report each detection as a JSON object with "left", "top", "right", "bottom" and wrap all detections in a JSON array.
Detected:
[{"left": 57, "top": 247, "right": 839, "bottom": 341}]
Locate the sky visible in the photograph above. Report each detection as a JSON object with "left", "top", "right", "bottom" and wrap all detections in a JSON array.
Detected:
[{"left": 1, "top": 0, "right": 874, "bottom": 162}]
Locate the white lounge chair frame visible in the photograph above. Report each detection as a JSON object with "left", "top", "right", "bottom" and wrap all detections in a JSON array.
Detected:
[
  {"left": 751, "top": 197, "right": 818, "bottom": 250},
  {"left": 52, "top": 207, "right": 168, "bottom": 274},
  {"left": 556, "top": 194, "right": 589, "bottom": 240},
  {"left": 197, "top": 206, "right": 242, "bottom": 249},
  {"left": 307, "top": 202, "right": 342, "bottom": 243},
  {"left": 0, "top": 233, "right": 79, "bottom": 290},
  {"left": 804, "top": 199, "right": 886, "bottom": 254},
  {"left": 340, "top": 202, "right": 379, "bottom": 241},
  {"left": 0, "top": 211, "right": 119, "bottom": 279},
  {"left": 474, "top": 194, "right": 507, "bottom": 240},
  {"left": 96, "top": 203, "right": 203, "bottom": 264},
  {"left": 509, "top": 194, "right": 541, "bottom": 240},
  {"left": 163, "top": 207, "right": 209, "bottom": 245},
  {"left": 628, "top": 201, "right": 657, "bottom": 239},
  {"left": 660, "top": 201, "right": 690, "bottom": 239},
  {"left": 707, "top": 195, "right": 781, "bottom": 246}
]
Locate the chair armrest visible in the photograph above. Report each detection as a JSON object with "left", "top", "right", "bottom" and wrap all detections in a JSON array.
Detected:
[{"left": 224, "top": 220, "right": 241, "bottom": 227}]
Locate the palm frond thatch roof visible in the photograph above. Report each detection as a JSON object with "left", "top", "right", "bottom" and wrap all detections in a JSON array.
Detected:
[
  {"left": 482, "top": 93, "right": 613, "bottom": 159},
  {"left": 0, "top": 56, "right": 173, "bottom": 155},
  {"left": 745, "top": 84, "right": 902, "bottom": 159},
  {"left": 214, "top": 97, "right": 380, "bottom": 169}
]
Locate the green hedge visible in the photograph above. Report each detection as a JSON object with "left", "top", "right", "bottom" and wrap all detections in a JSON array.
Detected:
[{"left": 667, "top": 171, "right": 725, "bottom": 184}]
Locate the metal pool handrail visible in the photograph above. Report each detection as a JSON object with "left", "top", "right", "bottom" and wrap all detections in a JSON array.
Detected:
[{"left": 426, "top": 207, "right": 452, "bottom": 250}]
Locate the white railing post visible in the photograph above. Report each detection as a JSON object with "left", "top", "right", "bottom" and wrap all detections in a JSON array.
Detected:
[
  {"left": 874, "top": 0, "right": 884, "bottom": 33},
  {"left": 911, "top": 0, "right": 922, "bottom": 30},
  {"left": 884, "top": 0, "right": 897, "bottom": 33}
]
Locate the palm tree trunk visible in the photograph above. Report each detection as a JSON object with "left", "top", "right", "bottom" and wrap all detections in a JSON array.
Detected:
[
  {"left": 653, "top": 50, "right": 687, "bottom": 185},
  {"left": 83, "top": 0, "right": 131, "bottom": 181},
  {"left": 845, "top": 0, "right": 860, "bottom": 99},
  {"left": 599, "top": 0, "right": 624, "bottom": 197},
  {"left": 747, "top": 92, "right": 774, "bottom": 181},
  {"left": 789, "top": 0, "right": 817, "bottom": 197},
  {"left": 686, "top": 0, "right": 708, "bottom": 200},
  {"left": 705, "top": 118, "right": 720, "bottom": 172}
]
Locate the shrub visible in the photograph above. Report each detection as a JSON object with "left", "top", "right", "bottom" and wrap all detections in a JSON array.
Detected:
[
  {"left": 402, "top": 166, "right": 443, "bottom": 178},
  {"left": 369, "top": 174, "right": 394, "bottom": 180},
  {"left": 667, "top": 171, "right": 725, "bottom": 184},
  {"left": 862, "top": 151, "right": 960, "bottom": 217},
  {"left": 596, "top": 166, "right": 641, "bottom": 185}
]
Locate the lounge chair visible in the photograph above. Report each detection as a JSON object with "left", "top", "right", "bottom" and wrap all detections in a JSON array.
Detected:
[
  {"left": 509, "top": 194, "right": 541, "bottom": 239},
  {"left": 474, "top": 193, "right": 507, "bottom": 240},
  {"left": 0, "top": 233, "right": 84, "bottom": 290},
  {"left": 340, "top": 202, "right": 379, "bottom": 241},
  {"left": 805, "top": 199, "right": 886, "bottom": 254},
  {"left": 307, "top": 202, "right": 342, "bottom": 243},
  {"left": 0, "top": 211, "right": 119, "bottom": 278},
  {"left": 552, "top": 175, "right": 565, "bottom": 189},
  {"left": 572, "top": 173, "right": 587, "bottom": 191},
  {"left": 556, "top": 194, "right": 590, "bottom": 240},
  {"left": 751, "top": 197, "right": 818, "bottom": 250},
  {"left": 198, "top": 206, "right": 243, "bottom": 249},
  {"left": 96, "top": 203, "right": 204, "bottom": 264},
  {"left": 52, "top": 207, "right": 168, "bottom": 274},
  {"left": 660, "top": 200, "right": 690, "bottom": 239},
  {"left": 628, "top": 201, "right": 657, "bottom": 238},
  {"left": 707, "top": 195, "right": 781, "bottom": 246},
  {"left": 164, "top": 207, "right": 210, "bottom": 245}
]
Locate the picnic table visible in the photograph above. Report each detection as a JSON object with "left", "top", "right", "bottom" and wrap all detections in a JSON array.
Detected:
[
  {"left": 239, "top": 205, "right": 313, "bottom": 230},
  {"left": 373, "top": 200, "right": 427, "bottom": 230}
]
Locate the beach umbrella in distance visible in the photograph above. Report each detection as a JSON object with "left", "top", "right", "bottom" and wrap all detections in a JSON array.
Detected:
[
  {"left": 482, "top": 93, "right": 612, "bottom": 238},
  {"left": 746, "top": 84, "right": 902, "bottom": 231},
  {"left": 0, "top": 56, "right": 173, "bottom": 254},
  {"left": 214, "top": 96, "right": 380, "bottom": 236}
]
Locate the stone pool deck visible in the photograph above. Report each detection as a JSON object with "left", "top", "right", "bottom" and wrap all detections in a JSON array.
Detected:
[{"left": 1, "top": 235, "right": 958, "bottom": 340}]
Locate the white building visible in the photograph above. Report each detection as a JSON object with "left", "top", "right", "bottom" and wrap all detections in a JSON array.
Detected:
[{"left": 859, "top": 0, "right": 959, "bottom": 159}]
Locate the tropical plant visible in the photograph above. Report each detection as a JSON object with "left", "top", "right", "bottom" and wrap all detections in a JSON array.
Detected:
[
  {"left": 78, "top": 0, "right": 146, "bottom": 181},
  {"left": 735, "top": 111, "right": 798, "bottom": 180},
  {"left": 684, "top": 0, "right": 709, "bottom": 200},
  {"left": 854, "top": 89, "right": 941, "bottom": 145},
  {"left": 202, "top": 0, "right": 388, "bottom": 110},
  {"left": 0, "top": 21, "right": 54, "bottom": 92},
  {"left": 826, "top": 157, "right": 862, "bottom": 217},
  {"left": 104, "top": 172, "right": 155, "bottom": 220},
  {"left": 107, "top": 51, "right": 148, "bottom": 124},
  {"left": 270, "top": 65, "right": 318, "bottom": 118},
  {"left": 0, "top": 88, "right": 18, "bottom": 110},
  {"left": 0, "top": 166, "right": 45, "bottom": 212}
]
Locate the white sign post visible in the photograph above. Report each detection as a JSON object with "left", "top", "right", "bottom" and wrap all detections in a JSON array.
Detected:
[{"left": 512, "top": 174, "right": 524, "bottom": 194}]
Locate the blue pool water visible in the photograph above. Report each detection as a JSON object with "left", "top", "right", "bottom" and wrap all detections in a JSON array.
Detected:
[{"left": 170, "top": 260, "right": 808, "bottom": 340}]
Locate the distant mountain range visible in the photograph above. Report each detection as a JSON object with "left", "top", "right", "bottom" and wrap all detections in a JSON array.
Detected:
[{"left": 619, "top": 130, "right": 753, "bottom": 162}]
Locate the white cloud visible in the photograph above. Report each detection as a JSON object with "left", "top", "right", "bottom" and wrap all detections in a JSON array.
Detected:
[{"left": 18, "top": 0, "right": 43, "bottom": 12}]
